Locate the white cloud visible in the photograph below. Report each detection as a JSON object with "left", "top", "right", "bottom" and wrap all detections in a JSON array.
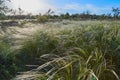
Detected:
[
  {"left": 63, "top": 3, "right": 111, "bottom": 14},
  {"left": 10, "top": 1, "right": 111, "bottom": 15},
  {"left": 11, "top": 0, "right": 56, "bottom": 14},
  {"left": 64, "top": 3, "right": 80, "bottom": 10}
]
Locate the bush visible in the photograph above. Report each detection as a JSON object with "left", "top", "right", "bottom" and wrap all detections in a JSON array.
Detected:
[
  {"left": 0, "top": 36, "right": 17, "bottom": 80},
  {"left": 36, "top": 15, "right": 49, "bottom": 23},
  {"left": 18, "top": 31, "right": 59, "bottom": 63}
]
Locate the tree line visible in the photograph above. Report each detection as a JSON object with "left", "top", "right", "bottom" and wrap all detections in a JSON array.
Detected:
[{"left": 0, "top": 0, "right": 120, "bottom": 20}]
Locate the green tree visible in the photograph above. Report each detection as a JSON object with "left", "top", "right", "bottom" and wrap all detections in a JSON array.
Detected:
[
  {"left": 64, "top": 12, "right": 70, "bottom": 19},
  {"left": 112, "top": 7, "right": 120, "bottom": 19},
  {"left": 0, "top": 0, "right": 10, "bottom": 19},
  {"left": 18, "top": 7, "right": 24, "bottom": 15}
]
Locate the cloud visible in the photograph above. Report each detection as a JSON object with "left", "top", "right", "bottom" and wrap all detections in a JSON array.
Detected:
[
  {"left": 63, "top": 3, "right": 111, "bottom": 14},
  {"left": 64, "top": 3, "right": 81, "bottom": 11},
  {"left": 11, "top": 0, "right": 57, "bottom": 14},
  {"left": 10, "top": 0, "right": 111, "bottom": 15}
]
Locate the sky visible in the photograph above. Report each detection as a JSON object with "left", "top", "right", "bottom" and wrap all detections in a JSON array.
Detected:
[{"left": 10, "top": 0, "right": 120, "bottom": 15}]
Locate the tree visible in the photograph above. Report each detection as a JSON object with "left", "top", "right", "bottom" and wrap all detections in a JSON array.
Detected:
[
  {"left": 0, "top": 0, "right": 10, "bottom": 19},
  {"left": 18, "top": 7, "right": 24, "bottom": 15},
  {"left": 64, "top": 12, "right": 70, "bottom": 19},
  {"left": 10, "top": 9, "right": 17, "bottom": 16},
  {"left": 0, "top": 0, "right": 10, "bottom": 13},
  {"left": 45, "top": 9, "right": 54, "bottom": 15},
  {"left": 112, "top": 7, "right": 120, "bottom": 19}
]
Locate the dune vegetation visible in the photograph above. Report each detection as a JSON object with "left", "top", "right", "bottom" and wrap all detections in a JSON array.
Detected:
[{"left": 0, "top": 21, "right": 119, "bottom": 80}]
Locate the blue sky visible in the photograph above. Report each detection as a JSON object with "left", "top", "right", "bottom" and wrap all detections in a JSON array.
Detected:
[{"left": 11, "top": 0, "right": 120, "bottom": 15}]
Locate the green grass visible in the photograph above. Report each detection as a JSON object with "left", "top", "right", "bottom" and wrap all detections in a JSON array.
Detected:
[
  {"left": 0, "top": 21, "right": 120, "bottom": 80},
  {"left": 0, "top": 35, "right": 18, "bottom": 80},
  {"left": 16, "top": 22, "right": 120, "bottom": 80}
]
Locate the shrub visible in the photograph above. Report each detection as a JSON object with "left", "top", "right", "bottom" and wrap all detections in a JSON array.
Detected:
[
  {"left": 36, "top": 15, "right": 49, "bottom": 23},
  {"left": 0, "top": 36, "right": 17, "bottom": 80},
  {"left": 18, "top": 31, "right": 59, "bottom": 63}
]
